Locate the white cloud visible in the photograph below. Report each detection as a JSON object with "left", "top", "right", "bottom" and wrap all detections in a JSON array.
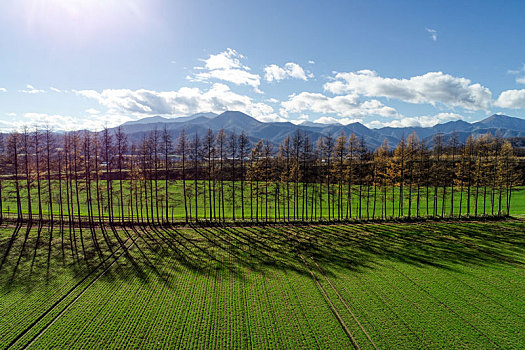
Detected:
[
  {"left": 0, "top": 88, "right": 7, "bottom": 92},
  {"left": 308, "top": 60, "right": 315, "bottom": 64},
  {"left": 324, "top": 70, "right": 492, "bottom": 111},
  {"left": 508, "top": 64, "right": 525, "bottom": 74},
  {"left": 313, "top": 116, "right": 362, "bottom": 125},
  {"left": 49, "top": 87, "right": 61, "bottom": 92},
  {"left": 20, "top": 84, "right": 45, "bottom": 94},
  {"left": 201, "top": 48, "right": 247, "bottom": 70},
  {"left": 288, "top": 115, "right": 312, "bottom": 125},
  {"left": 257, "top": 114, "right": 287, "bottom": 123},
  {"left": 0, "top": 112, "right": 132, "bottom": 132},
  {"left": 281, "top": 91, "right": 398, "bottom": 118},
  {"left": 189, "top": 48, "right": 262, "bottom": 92},
  {"left": 7, "top": 112, "right": 17, "bottom": 117},
  {"left": 264, "top": 65, "right": 287, "bottom": 82},
  {"left": 507, "top": 64, "right": 525, "bottom": 84},
  {"left": 76, "top": 83, "right": 278, "bottom": 122},
  {"left": 85, "top": 108, "right": 101, "bottom": 114},
  {"left": 366, "top": 112, "right": 465, "bottom": 128},
  {"left": 191, "top": 69, "right": 261, "bottom": 91},
  {"left": 494, "top": 89, "right": 525, "bottom": 109},
  {"left": 426, "top": 28, "right": 437, "bottom": 41},
  {"left": 264, "top": 62, "right": 310, "bottom": 82}
]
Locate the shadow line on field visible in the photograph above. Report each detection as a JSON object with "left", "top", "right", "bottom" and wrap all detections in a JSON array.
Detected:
[{"left": 0, "top": 219, "right": 524, "bottom": 291}]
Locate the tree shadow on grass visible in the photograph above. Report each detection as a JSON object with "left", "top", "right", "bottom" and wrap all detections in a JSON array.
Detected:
[{"left": 0, "top": 219, "right": 524, "bottom": 292}]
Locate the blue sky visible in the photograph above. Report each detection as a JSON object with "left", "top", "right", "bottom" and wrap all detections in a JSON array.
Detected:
[{"left": 1, "top": 0, "right": 525, "bottom": 130}]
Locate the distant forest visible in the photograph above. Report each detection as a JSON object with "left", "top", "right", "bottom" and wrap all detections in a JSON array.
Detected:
[{"left": 0, "top": 126, "right": 522, "bottom": 224}]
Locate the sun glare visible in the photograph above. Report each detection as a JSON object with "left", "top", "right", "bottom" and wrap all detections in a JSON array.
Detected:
[{"left": 12, "top": 0, "right": 149, "bottom": 44}]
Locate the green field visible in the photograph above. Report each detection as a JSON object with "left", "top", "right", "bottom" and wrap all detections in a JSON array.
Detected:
[
  {"left": 1, "top": 220, "right": 524, "bottom": 349},
  {"left": 1, "top": 180, "right": 524, "bottom": 221}
]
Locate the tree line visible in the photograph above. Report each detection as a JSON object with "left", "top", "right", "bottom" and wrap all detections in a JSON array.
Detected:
[{"left": 0, "top": 126, "right": 521, "bottom": 225}]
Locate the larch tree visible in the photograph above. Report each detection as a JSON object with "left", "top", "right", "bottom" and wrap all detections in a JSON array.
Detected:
[
  {"left": 6, "top": 132, "right": 23, "bottom": 221},
  {"left": 228, "top": 131, "right": 238, "bottom": 220},
  {"left": 249, "top": 139, "right": 264, "bottom": 222},
  {"left": 190, "top": 132, "right": 202, "bottom": 221},
  {"left": 263, "top": 140, "right": 273, "bottom": 221},
  {"left": 500, "top": 140, "right": 519, "bottom": 215},
  {"left": 161, "top": 126, "right": 173, "bottom": 223},
  {"left": 204, "top": 129, "right": 215, "bottom": 220},
  {"left": 216, "top": 129, "right": 227, "bottom": 222},
  {"left": 431, "top": 134, "right": 444, "bottom": 217},
  {"left": 33, "top": 128, "right": 44, "bottom": 221},
  {"left": 101, "top": 127, "right": 114, "bottom": 223},
  {"left": 149, "top": 129, "right": 161, "bottom": 223},
  {"left": 115, "top": 126, "right": 128, "bottom": 224},
  {"left": 22, "top": 126, "right": 33, "bottom": 222},
  {"left": 279, "top": 135, "right": 291, "bottom": 221},
  {"left": 238, "top": 131, "right": 250, "bottom": 221},
  {"left": 405, "top": 133, "right": 420, "bottom": 218},
  {"left": 346, "top": 133, "right": 359, "bottom": 219},
  {"left": 302, "top": 134, "right": 313, "bottom": 220},
  {"left": 176, "top": 129, "right": 189, "bottom": 222},
  {"left": 373, "top": 139, "right": 390, "bottom": 219},
  {"left": 44, "top": 126, "right": 55, "bottom": 224},
  {"left": 333, "top": 132, "right": 347, "bottom": 220},
  {"left": 291, "top": 130, "right": 304, "bottom": 220},
  {"left": 448, "top": 133, "right": 459, "bottom": 216}
]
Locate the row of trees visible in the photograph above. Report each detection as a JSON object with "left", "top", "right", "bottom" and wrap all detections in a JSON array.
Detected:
[{"left": 0, "top": 126, "right": 521, "bottom": 225}]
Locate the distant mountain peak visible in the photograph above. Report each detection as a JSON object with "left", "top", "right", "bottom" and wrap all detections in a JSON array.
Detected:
[
  {"left": 210, "top": 111, "right": 263, "bottom": 127},
  {"left": 481, "top": 114, "right": 511, "bottom": 122},
  {"left": 215, "top": 110, "right": 260, "bottom": 121},
  {"left": 114, "top": 111, "right": 525, "bottom": 150},
  {"left": 477, "top": 114, "right": 525, "bottom": 130},
  {"left": 122, "top": 112, "right": 217, "bottom": 126}
]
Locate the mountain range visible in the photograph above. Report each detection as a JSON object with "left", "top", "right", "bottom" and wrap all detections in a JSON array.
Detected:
[{"left": 114, "top": 111, "right": 525, "bottom": 149}]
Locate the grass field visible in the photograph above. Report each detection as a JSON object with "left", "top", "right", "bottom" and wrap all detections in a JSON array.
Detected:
[
  {"left": 1, "top": 180, "right": 524, "bottom": 221},
  {"left": 1, "top": 219, "right": 524, "bottom": 349}
]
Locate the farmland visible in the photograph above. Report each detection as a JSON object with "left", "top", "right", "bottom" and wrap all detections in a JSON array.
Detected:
[{"left": 1, "top": 219, "right": 524, "bottom": 349}]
